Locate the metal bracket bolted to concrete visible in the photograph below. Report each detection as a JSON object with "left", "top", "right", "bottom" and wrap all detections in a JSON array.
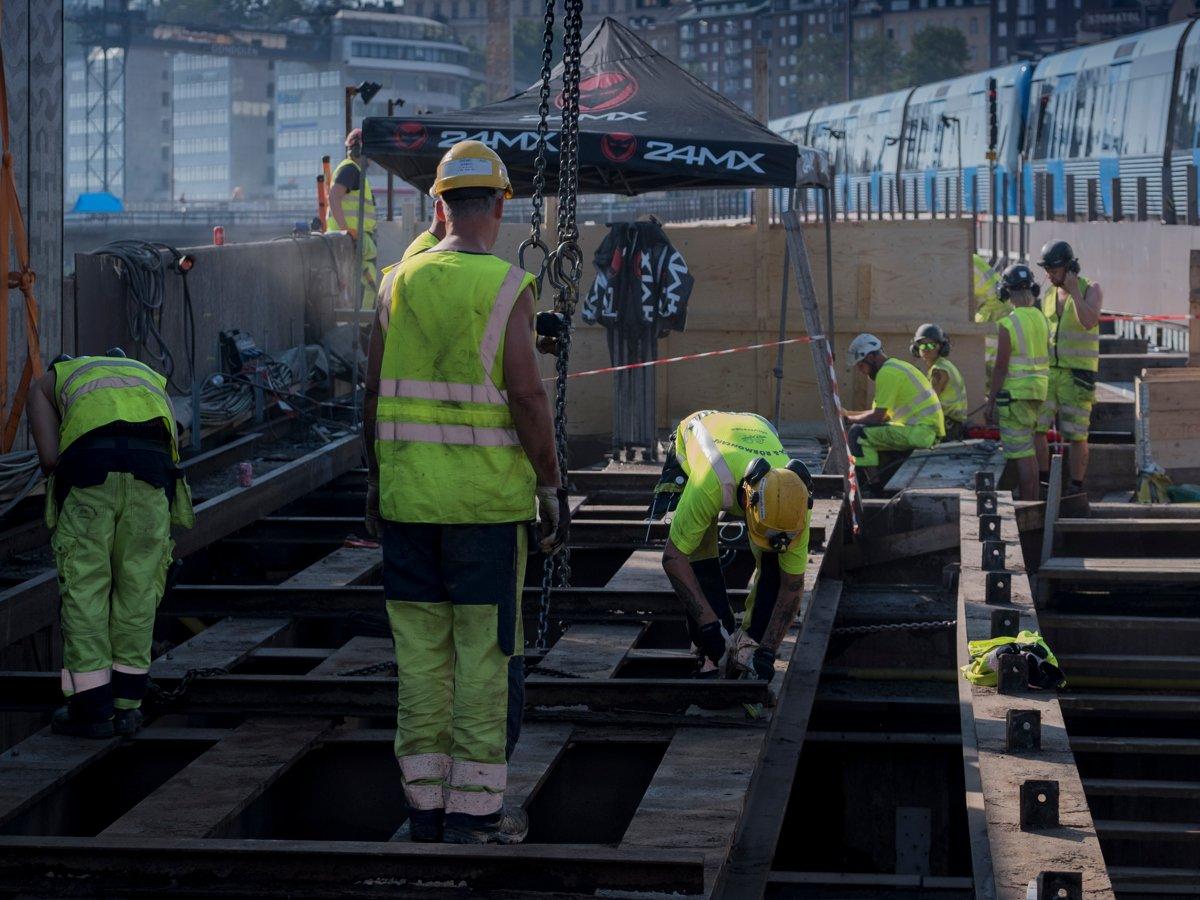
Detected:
[
  {"left": 1020, "top": 780, "right": 1060, "bottom": 829},
  {"left": 982, "top": 540, "right": 1007, "bottom": 571},
  {"left": 990, "top": 609, "right": 1020, "bottom": 639},
  {"left": 1006, "top": 709, "right": 1041, "bottom": 752},
  {"left": 986, "top": 571, "right": 1011, "bottom": 605}
]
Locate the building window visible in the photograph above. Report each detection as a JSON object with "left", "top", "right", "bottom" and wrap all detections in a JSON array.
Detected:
[
  {"left": 997, "top": 22, "right": 1007, "bottom": 37},
  {"left": 1046, "top": 18, "right": 1056, "bottom": 33}
]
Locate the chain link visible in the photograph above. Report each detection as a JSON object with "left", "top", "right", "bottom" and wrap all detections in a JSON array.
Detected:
[
  {"left": 518, "top": 0, "right": 557, "bottom": 286},
  {"left": 536, "top": 0, "right": 585, "bottom": 652},
  {"left": 831, "top": 620, "right": 957, "bottom": 637},
  {"left": 146, "top": 666, "right": 228, "bottom": 706}
]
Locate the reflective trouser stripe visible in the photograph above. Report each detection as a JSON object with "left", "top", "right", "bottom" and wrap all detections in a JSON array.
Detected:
[
  {"left": 376, "top": 420, "right": 520, "bottom": 447},
  {"left": 61, "top": 667, "right": 111, "bottom": 694},
  {"left": 999, "top": 398, "right": 1039, "bottom": 460},
  {"left": 444, "top": 760, "right": 506, "bottom": 817},
  {"left": 399, "top": 753, "right": 452, "bottom": 811},
  {"left": 112, "top": 662, "right": 148, "bottom": 675},
  {"left": 687, "top": 418, "right": 737, "bottom": 509},
  {"left": 1035, "top": 368, "right": 1093, "bottom": 441}
]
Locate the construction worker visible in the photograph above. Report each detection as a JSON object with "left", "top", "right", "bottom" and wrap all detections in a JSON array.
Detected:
[
  {"left": 912, "top": 323, "right": 967, "bottom": 441},
  {"left": 402, "top": 205, "right": 447, "bottom": 262},
  {"left": 327, "top": 128, "right": 377, "bottom": 304},
  {"left": 363, "top": 140, "right": 567, "bottom": 845},
  {"left": 659, "top": 410, "right": 812, "bottom": 681},
  {"left": 26, "top": 350, "right": 193, "bottom": 738},
  {"left": 843, "top": 334, "right": 945, "bottom": 484},
  {"left": 985, "top": 264, "right": 1050, "bottom": 501},
  {"left": 973, "top": 253, "right": 1011, "bottom": 384},
  {"left": 1032, "top": 240, "right": 1103, "bottom": 495}
]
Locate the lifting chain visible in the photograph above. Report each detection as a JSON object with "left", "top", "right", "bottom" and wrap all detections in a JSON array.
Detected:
[
  {"left": 146, "top": 666, "right": 228, "bottom": 707},
  {"left": 830, "top": 620, "right": 957, "bottom": 637},
  {"left": 536, "top": 0, "right": 585, "bottom": 652},
  {"left": 517, "top": 0, "right": 556, "bottom": 287}
]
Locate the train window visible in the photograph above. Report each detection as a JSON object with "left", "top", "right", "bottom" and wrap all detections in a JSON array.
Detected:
[
  {"left": 1114, "top": 42, "right": 1136, "bottom": 60},
  {"left": 1122, "top": 73, "right": 1169, "bottom": 156}
]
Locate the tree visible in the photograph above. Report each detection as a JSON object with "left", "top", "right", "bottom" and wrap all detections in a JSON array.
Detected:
[
  {"left": 513, "top": 17, "right": 565, "bottom": 92},
  {"left": 853, "top": 32, "right": 905, "bottom": 98},
  {"left": 792, "top": 34, "right": 845, "bottom": 111},
  {"left": 903, "top": 26, "right": 969, "bottom": 87},
  {"left": 154, "top": 0, "right": 310, "bottom": 26}
]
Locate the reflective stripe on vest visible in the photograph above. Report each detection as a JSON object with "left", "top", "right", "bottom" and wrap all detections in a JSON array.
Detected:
[
  {"left": 1044, "top": 276, "right": 1099, "bottom": 372},
  {"left": 999, "top": 306, "right": 1050, "bottom": 400},
  {"left": 327, "top": 158, "right": 376, "bottom": 234},
  {"left": 687, "top": 417, "right": 737, "bottom": 510},
  {"left": 377, "top": 420, "right": 520, "bottom": 447},
  {"left": 378, "top": 265, "right": 524, "bottom": 414},
  {"left": 883, "top": 359, "right": 939, "bottom": 425},
  {"left": 57, "top": 358, "right": 170, "bottom": 413},
  {"left": 931, "top": 358, "right": 966, "bottom": 421}
]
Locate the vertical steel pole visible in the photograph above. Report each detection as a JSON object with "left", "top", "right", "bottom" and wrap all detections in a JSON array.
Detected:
[{"left": 823, "top": 186, "right": 835, "bottom": 365}]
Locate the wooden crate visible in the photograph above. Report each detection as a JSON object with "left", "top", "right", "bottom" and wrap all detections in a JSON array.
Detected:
[{"left": 1136, "top": 367, "right": 1200, "bottom": 482}]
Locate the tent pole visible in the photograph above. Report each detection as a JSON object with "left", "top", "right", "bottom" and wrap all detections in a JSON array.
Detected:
[
  {"left": 823, "top": 185, "right": 835, "bottom": 364},
  {"left": 352, "top": 150, "right": 369, "bottom": 428},
  {"left": 772, "top": 189, "right": 796, "bottom": 428}
]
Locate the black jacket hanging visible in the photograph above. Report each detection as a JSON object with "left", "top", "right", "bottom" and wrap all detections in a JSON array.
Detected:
[{"left": 582, "top": 220, "right": 693, "bottom": 337}]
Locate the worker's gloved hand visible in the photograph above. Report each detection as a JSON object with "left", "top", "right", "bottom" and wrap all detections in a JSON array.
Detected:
[
  {"left": 365, "top": 472, "right": 382, "bottom": 540},
  {"left": 347, "top": 227, "right": 358, "bottom": 242},
  {"left": 721, "top": 628, "right": 761, "bottom": 679},
  {"left": 536, "top": 485, "right": 571, "bottom": 555},
  {"left": 696, "top": 621, "right": 729, "bottom": 668}
]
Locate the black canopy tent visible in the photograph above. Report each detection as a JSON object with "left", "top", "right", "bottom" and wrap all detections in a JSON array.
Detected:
[
  {"left": 360, "top": 17, "right": 829, "bottom": 196},
  {"left": 357, "top": 17, "right": 836, "bottom": 427}
]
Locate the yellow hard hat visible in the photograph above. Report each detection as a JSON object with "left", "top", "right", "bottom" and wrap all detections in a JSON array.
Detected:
[
  {"left": 431, "top": 140, "right": 514, "bottom": 199},
  {"left": 743, "top": 466, "right": 809, "bottom": 552}
]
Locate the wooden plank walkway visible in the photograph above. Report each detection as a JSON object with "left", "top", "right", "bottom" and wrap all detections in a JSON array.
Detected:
[{"left": 956, "top": 488, "right": 1114, "bottom": 900}]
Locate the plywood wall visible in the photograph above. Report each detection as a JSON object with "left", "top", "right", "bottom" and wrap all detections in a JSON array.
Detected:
[{"left": 387, "top": 215, "right": 988, "bottom": 437}]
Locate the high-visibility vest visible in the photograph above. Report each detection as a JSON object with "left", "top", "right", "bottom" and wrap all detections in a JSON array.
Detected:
[
  {"left": 376, "top": 251, "right": 537, "bottom": 524},
  {"left": 975, "top": 295, "right": 1014, "bottom": 374},
  {"left": 1043, "top": 275, "right": 1099, "bottom": 372},
  {"left": 327, "top": 158, "right": 376, "bottom": 236},
  {"left": 877, "top": 358, "right": 945, "bottom": 438},
  {"left": 930, "top": 357, "right": 967, "bottom": 422},
  {"left": 674, "top": 410, "right": 786, "bottom": 514},
  {"left": 998, "top": 306, "right": 1050, "bottom": 401},
  {"left": 972, "top": 254, "right": 1000, "bottom": 305},
  {"left": 52, "top": 356, "right": 179, "bottom": 462}
]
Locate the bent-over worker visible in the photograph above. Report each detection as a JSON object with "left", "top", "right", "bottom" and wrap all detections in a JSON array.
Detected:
[
  {"left": 27, "top": 350, "right": 194, "bottom": 738},
  {"left": 659, "top": 410, "right": 812, "bottom": 681},
  {"left": 843, "top": 334, "right": 945, "bottom": 483},
  {"left": 1032, "top": 240, "right": 1102, "bottom": 496},
  {"left": 912, "top": 323, "right": 967, "bottom": 441},
  {"left": 363, "top": 140, "right": 568, "bottom": 846},
  {"left": 985, "top": 264, "right": 1050, "bottom": 501},
  {"left": 327, "top": 128, "right": 378, "bottom": 304}
]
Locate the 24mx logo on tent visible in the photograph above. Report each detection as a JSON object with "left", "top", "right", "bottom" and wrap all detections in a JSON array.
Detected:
[
  {"left": 559, "top": 71, "right": 638, "bottom": 113},
  {"left": 437, "top": 130, "right": 558, "bottom": 152},
  {"left": 644, "top": 141, "right": 765, "bottom": 174}
]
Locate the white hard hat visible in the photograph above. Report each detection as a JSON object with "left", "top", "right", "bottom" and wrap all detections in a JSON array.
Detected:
[{"left": 847, "top": 333, "right": 883, "bottom": 366}]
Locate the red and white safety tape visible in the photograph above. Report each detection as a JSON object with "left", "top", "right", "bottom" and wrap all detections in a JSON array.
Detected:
[
  {"left": 811, "top": 333, "right": 862, "bottom": 536},
  {"left": 1101, "top": 313, "right": 1194, "bottom": 322},
  {"left": 554, "top": 336, "right": 814, "bottom": 381}
]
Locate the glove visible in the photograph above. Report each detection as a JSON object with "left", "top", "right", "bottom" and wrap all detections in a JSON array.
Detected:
[
  {"left": 697, "top": 621, "right": 729, "bottom": 667},
  {"left": 536, "top": 485, "right": 570, "bottom": 555},
  {"left": 721, "top": 628, "right": 760, "bottom": 679},
  {"left": 365, "top": 472, "right": 382, "bottom": 539}
]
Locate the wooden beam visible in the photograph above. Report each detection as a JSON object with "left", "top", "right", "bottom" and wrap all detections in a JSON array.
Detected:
[
  {"left": 1036, "top": 453, "right": 1063, "bottom": 602},
  {"left": 712, "top": 577, "right": 844, "bottom": 899},
  {"left": 956, "top": 490, "right": 1114, "bottom": 899},
  {"left": 152, "top": 618, "right": 292, "bottom": 679},
  {"left": 101, "top": 717, "right": 330, "bottom": 838},
  {"left": 843, "top": 522, "right": 959, "bottom": 570},
  {"left": 1038, "top": 557, "right": 1200, "bottom": 583},
  {"left": 533, "top": 624, "right": 644, "bottom": 680}
]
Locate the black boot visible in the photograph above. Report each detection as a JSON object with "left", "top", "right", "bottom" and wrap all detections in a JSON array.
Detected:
[{"left": 52, "top": 683, "right": 114, "bottom": 739}]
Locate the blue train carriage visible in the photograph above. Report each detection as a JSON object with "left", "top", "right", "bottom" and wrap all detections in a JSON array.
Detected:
[
  {"left": 771, "top": 108, "right": 816, "bottom": 214},
  {"left": 1167, "top": 19, "right": 1200, "bottom": 222},
  {"left": 1024, "top": 21, "right": 1188, "bottom": 220},
  {"left": 897, "top": 62, "right": 1031, "bottom": 218}
]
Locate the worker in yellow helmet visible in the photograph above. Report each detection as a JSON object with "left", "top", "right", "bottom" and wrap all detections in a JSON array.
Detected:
[
  {"left": 911, "top": 323, "right": 967, "bottom": 440},
  {"left": 658, "top": 410, "right": 813, "bottom": 681},
  {"left": 26, "top": 349, "right": 194, "bottom": 738},
  {"left": 363, "top": 140, "right": 564, "bottom": 846},
  {"left": 843, "top": 334, "right": 945, "bottom": 487},
  {"left": 985, "top": 264, "right": 1050, "bottom": 500},
  {"left": 327, "top": 128, "right": 378, "bottom": 305},
  {"left": 375, "top": 201, "right": 449, "bottom": 300}
]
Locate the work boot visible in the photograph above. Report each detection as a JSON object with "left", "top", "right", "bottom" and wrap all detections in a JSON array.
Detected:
[
  {"left": 443, "top": 808, "right": 529, "bottom": 845},
  {"left": 391, "top": 809, "right": 444, "bottom": 843},
  {"left": 114, "top": 708, "right": 144, "bottom": 736},
  {"left": 751, "top": 647, "right": 777, "bottom": 684},
  {"left": 51, "top": 706, "right": 114, "bottom": 739}
]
